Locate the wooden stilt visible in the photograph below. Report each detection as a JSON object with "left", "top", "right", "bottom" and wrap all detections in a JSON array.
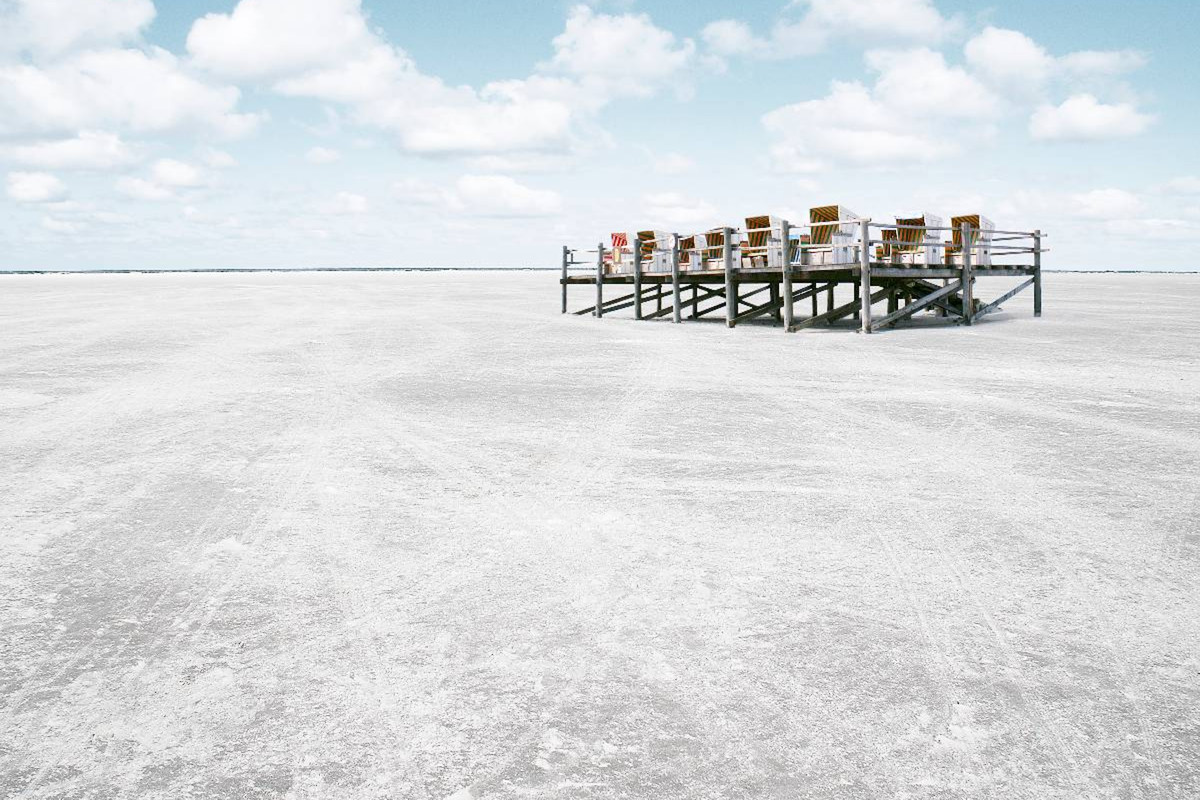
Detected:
[
  {"left": 633, "top": 239, "right": 643, "bottom": 320},
  {"left": 811, "top": 283, "right": 818, "bottom": 317},
  {"left": 561, "top": 245, "right": 569, "bottom": 314},
  {"left": 961, "top": 222, "right": 974, "bottom": 325},
  {"left": 723, "top": 227, "right": 735, "bottom": 328},
  {"left": 595, "top": 242, "right": 604, "bottom": 318},
  {"left": 1033, "top": 228, "right": 1042, "bottom": 317},
  {"left": 859, "top": 218, "right": 872, "bottom": 333},
  {"left": 853, "top": 281, "right": 861, "bottom": 323},
  {"left": 671, "top": 234, "right": 681, "bottom": 323},
  {"left": 781, "top": 219, "right": 794, "bottom": 331}
]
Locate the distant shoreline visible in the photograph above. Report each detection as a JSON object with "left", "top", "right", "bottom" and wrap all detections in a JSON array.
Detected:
[{"left": 0, "top": 267, "right": 1196, "bottom": 276}]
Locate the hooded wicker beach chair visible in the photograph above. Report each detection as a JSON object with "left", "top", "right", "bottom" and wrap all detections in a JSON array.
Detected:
[
  {"left": 743, "top": 215, "right": 789, "bottom": 269},
  {"left": 875, "top": 229, "right": 899, "bottom": 263},
  {"left": 947, "top": 214, "right": 995, "bottom": 267},
  {"left": 637, "top": 230, "right": 674, "bottom": 274},
  {"left": 605, "top": 232, "right": 632, "bottom": 274},
  {"left": 804, "top": 205, "right": 859, "bottom": 265},
  {"left": 893, "top": 213, "right": 944, "bottom": 266}
]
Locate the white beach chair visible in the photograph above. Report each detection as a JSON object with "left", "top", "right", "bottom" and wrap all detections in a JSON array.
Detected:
[
  {"left": 637, "top": 230, "right": 674, "bottom": 274},
  {"left": 893, "top": 213, "right": 944, "bottom": 266},
  {"left": 803, "top": 205, "right": 860, "bottom": 266},
  {"left": 742, "top": 215, "right": 793, "bottom": 269},
  {"left": 947, "top": 215, "right": 995, "bottom": 267}
]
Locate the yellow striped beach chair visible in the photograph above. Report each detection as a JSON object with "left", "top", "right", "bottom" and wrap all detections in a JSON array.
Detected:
[
  {"left": 805, "top": 205, "right": 859, "bottom": 265},
  {"left": 948, "top": 214, "right": 995, "bottom": 267},
  {"left": 893, "top": 214, "right": 943, "bottom": 266}
]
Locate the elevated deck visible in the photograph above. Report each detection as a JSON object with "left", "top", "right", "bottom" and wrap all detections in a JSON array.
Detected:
[{"left": 562, "top": 219, "right": 1043, "bottom": 334}]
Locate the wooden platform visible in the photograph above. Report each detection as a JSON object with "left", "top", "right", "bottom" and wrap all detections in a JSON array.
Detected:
[{"left": 562, "top": 261, "right": 1041, "bottom": 334}]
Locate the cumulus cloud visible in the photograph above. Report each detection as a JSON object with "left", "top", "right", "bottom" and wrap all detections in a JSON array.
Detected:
[
  {"left": 703, "top": 0, "right": 955, "bottom": 61},
  {"left": 3, "top": 130, "right": 137, "bottom": 170},
  {"left": 453, "top": 175, "right": 562, "bottom": 217},
  {"left": 113, "top": 159, "right": 207, "bottom": 200},
  {"left": 0, "top": 47, "right": 261, "bottom": 139},
  {"left": 966, "top": 26, "right": 1147, "bottom": 89},
  {"left": 1, "top": 0, "right": 155, "bottom": 58},
  {"left": 186, "top": 1, "right": 691, "bottom": 157},
  {"left": 762, "top": 49, "right": 998, "bottom": 169},
  {"left": 1071, "top": 188, "right": 1143, "bottom": 219},
  {"left": 7, "top": 171, "right": 68, "bottom": 202},
  {"left": 1030, "top": 94, "right": 1153, "bottom": 141}
]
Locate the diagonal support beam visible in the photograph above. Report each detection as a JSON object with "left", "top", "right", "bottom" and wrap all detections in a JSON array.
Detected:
[
  {"left": 573, "top": 289, "right": 651, "bottom": 316},
  {"left": 870, "top": 280, "right": 962, "bottom": 332},
  {"left": 973, "top": 278, "right": 1035, "bottom": 321},
  {"left": 791, "top": 287, "right": 890, "bottom": 331}
]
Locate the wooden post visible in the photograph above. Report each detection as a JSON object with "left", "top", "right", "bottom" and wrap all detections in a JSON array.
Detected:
[
  {"left": 633, "top": 239, "right": 643, "bottom": 320},
  {"left": 1033, "top": 228, "right": 1042, "bottom": 317},
  {"left": 859, "top": 218, "right": 872, "bottom": 333},
  {"left": 671, "top": 234, "right": 681, "bottom": 324},
  {"left": 853, "top": 280, "right": 861, "bottom": 322},
  {"left": 595, "top": 242, "right": 606, "bottom": 318},
  {"left": 961, "top": 222, "right": 974, "bottom": 325},
  {"left": 561, "top": 245, "right": 569, "bottom": 314},
  {"left": 827, "top": 282, "right": 834, "bottom": 315},
  {"left": 780, "top": 219, "right": 794, "bottom": 331},
  {"left": 723, "top": 227, "right": 735, "bottom": 328}
]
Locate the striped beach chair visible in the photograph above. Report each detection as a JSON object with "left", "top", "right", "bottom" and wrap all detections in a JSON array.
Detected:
[
  {"left": 638, "top": 230, "right": 673, "bottom": 273},
  {"left": 702, "top": 228, "right": 727, "bottom": 269},
  {"left": 743, "top": 215, "right": 784, "bottom": 269},
  {"left": 893, "top": 214, "right": 943, "bottom": 266},
  {"left": 606, "top": 232, "right": 631, "bottom": 274},
  {"left": 875, "top": 229, "right": 898, "bottom": 263},
  {"left": 947, "top": 214, "right": 995, "bottom": 267},
  {"left": 805, "top": 205, "right": 859, "bottom": 265}
]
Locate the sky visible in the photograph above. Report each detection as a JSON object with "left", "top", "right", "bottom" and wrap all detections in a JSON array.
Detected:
[{"left": 1, "top": 0, "right": 1198, "bottom": 270}]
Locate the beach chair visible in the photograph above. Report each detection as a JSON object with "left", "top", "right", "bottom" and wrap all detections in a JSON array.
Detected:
[
  {"left": 743, "top": 215, "right": 795, "bottom": 269},
  {"left": 637, "top": 230, "right": 674, "bottom": 274},
  {"left": 701, "top": 228, "right": 728, "bottom": 270},
  {"left": 946, "top": 215, "right": 995, "bottom": 267},
  {"left": 679, "top": 234, "right": 698, "bottom": 272},
  {"left": 604, "top": 232, "right": 630, "bottom": 275},
  {"left": 893, "top": 213, "right": 944, "bottom": 266},
  {"left": 875, "top": 229, "right": 898, "bottom": 263},
  {"left": 803, "top": 205, "right": 859, "bottom": 266}
]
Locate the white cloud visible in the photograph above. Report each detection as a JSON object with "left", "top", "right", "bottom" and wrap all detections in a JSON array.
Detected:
[
  {"left": 701, "top": 20, "right": 763, "bottom": 58},
  {"left": 305, "top": 146, "right": 342, "bottom": 164},
  {"left": 186, "top": 1, "right": 690, "bottom": 157},
  {"left": 152, "top": 159, "right": 205, "bottom": 187},
  {"left": 762, "top": 49, "right": 998, "bottom": 169},
  {"left": 964, "top": 27, "right": 1054, "bottom": 88},
  {"left": 0, "top": 47, "right": 261, "bottom": 139},
  {"left": 1030, "top": 94, "right": 1153, "bottom": 141},
  {"left": 642, "top": 193, "right": 718, "bottom": 228},
  {"left": 1071, "top": 188, "right": 1143, "bottom": 219},
  {"left": 317, "top": 191, "right": 369, "bottom": 215},
  {"left": 454, "top": 175, "right": 562, "bottom": 217},
  {"left": 1059, "top": 50, "right": 1146, "bottom": 77},
  {"left": 115, "top": 176, "right": 172, "bottom": 201},
  {"left": 4, "top": 130, "right": 137, "bottom": 170},
  {"left": 187, "top": 0, "right": 373, "bottom": 80},
  {"left": 1162, "top": 176, "right": 1200, "bottom": 195},
  {"left": 7, "top": 171, "right": 67, "bottom": 202},
  {"left": 703, "top": 0, "right": 955, "bottom": 61},
  {"left": 965, "top": 26, "right": 1147, "bottom": 90},
  {"left": 544, "top": 5, "right": 695, "bottom": 98},
  {"left": 1, "top": 0, "right": 155, "bottom": 58}
]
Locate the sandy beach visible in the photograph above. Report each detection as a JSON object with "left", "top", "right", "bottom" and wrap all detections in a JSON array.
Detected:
[{"left": 2, "top": 270, "right": 1199, "bottom": 799}]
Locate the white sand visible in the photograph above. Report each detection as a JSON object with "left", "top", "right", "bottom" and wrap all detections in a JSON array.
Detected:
[{"left": 2, "top": 270, "right": 1199, "bottom": 799}]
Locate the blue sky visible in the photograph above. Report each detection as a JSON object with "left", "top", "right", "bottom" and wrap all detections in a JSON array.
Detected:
[{"left": 1, "top": 0, "right": 1198, "bottom": 270}]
